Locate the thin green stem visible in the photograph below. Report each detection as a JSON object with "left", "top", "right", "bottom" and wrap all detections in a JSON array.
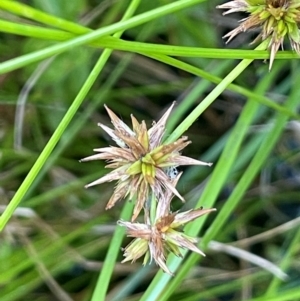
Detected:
[
  {"left": 265, "top": 227, "right": 300, "bottom": 296},
  {"left": 139, "top": 42, "right": 268, "bottom": 301},
  {"left": 1, "top": 4, "right": 298, "bottom": 118},
  {"left": 155, "top": 62, "right": 286, "bottom": 301},
  {"left": 165, "top": 42, "right": 268, "bottom": 144},
  {"left": 0, "top": 0, "right": 90, "bottom": 34},
  {"left": 0, "top": 0, "right": 140, "bottom": 233},
  {"left": 201, "top": 65, "right": 300, "bottom": 248},
  {"left": 89, "top": 1, "right": 141, "bottom": 299},
  {"left": 142, "top": 53, "right": 299, "bottom": 120},
  {"left": 0, "top": 54, "right": 102, "bottom": 230},
  {"left": 90, "top": 202, "right": 133, "bottom": 301},
  {"left": 0, "top": 18, "right": 299, "bottom": 60},
  {"left": 0, "top": 0, "right": 205, "bottom": 74}
]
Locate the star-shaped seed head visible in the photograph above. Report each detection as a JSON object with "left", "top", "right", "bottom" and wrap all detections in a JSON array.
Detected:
[
  {"left": 80, "top": 103, "right": 212, "bottom": 221},
  {"left": 217, "top": 0, "right": 300, "bottom": 69},
  {"left": 117, "top": 173, "right": 216, "bottom": 275},
  {"left": 118, "top": 205, "right": 216, "bottom": 275}
]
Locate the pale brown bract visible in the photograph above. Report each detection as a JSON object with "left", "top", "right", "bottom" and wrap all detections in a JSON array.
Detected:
[{"left": 80, "top": 103, "right": 212, "bottom": 221}]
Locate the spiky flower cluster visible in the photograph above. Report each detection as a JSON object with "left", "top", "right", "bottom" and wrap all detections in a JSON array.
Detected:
[
  {"left": 81, "top": 103, "right": 216, "bottom": 275},
  {"left": 217, "top": 0, "right": 300, "bottom": 69},
  {"left": 118, "top": 175, "right": 216, "bottom": 275}
]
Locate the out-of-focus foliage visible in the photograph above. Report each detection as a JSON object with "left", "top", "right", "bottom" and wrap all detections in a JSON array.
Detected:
[{"left": 0, "top": 0, "right": 300, "bottom": 300}]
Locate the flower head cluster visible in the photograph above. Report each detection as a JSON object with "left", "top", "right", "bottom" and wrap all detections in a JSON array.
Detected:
[
  {"left": 81, "top": 103, "right": 211, "bottom": 221},
  {"left": 217, "top": 0, "right": 300, "bottom": 69},
  {"left": 118, "top": 174, "right": 216, "bottom": 275},
  {"left": 81, "top": 103, "right": 216, "bottom": 274}
]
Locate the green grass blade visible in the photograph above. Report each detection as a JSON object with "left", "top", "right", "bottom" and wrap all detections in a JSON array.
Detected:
[
  {"left": 201, "top": 68, "right": 300, "bottom": 248},
  {"left": 247, "top": 286, "right": 300, "bottom": 301},
  {"left": 265, "top": 226, "right": 300, "bottom": 296},
  {"left": 143, "top": 53, "right": 299, "bottom": 119},
  {"left": 0, "top": 0, "right": 90, "bottom": 34},
  {"left": 139, "top": 43, "right": 267, "bottom": 301},
  {"left": 0, "top": 0, "right": 205, "bottom": 74},
  {"left": 0, "top": 52, "right": 105, "bottom": 229},
  {"left": 87, "top": 1, "right": 142, "bottom": 299},
  {"left": 0, "top": 17, "right": 299, "bottom": 61},
  {"left": 165, "top": 43, "right": 268, "bottom": 144},
  {"left": 156, "top": 63, "right": 293, "bottom": 301},
  {"left": 90, "top": 202, "right": 133, "bottom": 301}
]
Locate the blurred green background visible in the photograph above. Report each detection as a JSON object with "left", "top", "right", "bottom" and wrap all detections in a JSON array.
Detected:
[{"left": 0, "top": 0, "right": 300, "bottom": 300}]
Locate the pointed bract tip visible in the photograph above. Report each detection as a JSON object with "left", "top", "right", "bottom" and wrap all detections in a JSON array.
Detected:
[{"left": 200, "top": 207, "right": 217, "bottom": 213}]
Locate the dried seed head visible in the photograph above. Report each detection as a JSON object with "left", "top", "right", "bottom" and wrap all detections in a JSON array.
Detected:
[
  {"left": 217, "top": 0, "right": 300, "bottom": 69},
  {"left": 118, "top": 206, "right": 216, "bottom": 275},
  {"left": 80, "top": 103, "right": 212, "bottom": 221}
]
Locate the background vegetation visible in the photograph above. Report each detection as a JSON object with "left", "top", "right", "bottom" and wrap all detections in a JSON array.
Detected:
[{"left": 0, "top": 0, "right": 299, "bottom": 300}]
